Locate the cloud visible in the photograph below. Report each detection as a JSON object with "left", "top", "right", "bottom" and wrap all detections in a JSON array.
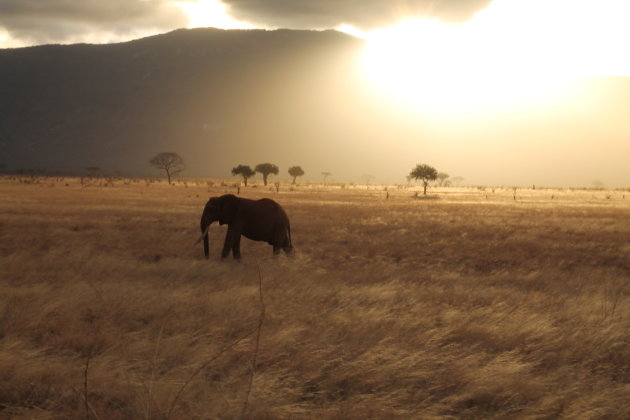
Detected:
[
  {"left": 0, "top": 0, "right": 492, "bottom": 48},
  {"left": 0, "top": 0, "right": 187, "bottom": 46},
  {"left": 223, "top": 0, "right": 493, "bottom": 30}
]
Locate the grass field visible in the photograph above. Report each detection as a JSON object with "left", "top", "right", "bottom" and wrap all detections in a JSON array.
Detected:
[{"left": 1, "top": 177, "right": 629, "bottom": 419}]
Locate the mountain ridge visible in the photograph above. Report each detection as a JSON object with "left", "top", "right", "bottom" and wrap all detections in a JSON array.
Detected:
[{"left": 0, "top": 28, "right": 368, "bottom": 179}]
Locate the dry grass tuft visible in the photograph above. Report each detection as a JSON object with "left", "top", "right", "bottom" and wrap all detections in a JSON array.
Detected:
[{"left": 1, "top": 178, "right": 629, "bottom": 418}]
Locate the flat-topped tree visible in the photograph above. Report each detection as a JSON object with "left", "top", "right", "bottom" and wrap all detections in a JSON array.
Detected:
[
  {"left": 255, "top": 163, "right": 279, "bottom": 186},
  {"left": 149, "top": 152, "right": 184, "bottom": 184},
  {"left": 288, "top": 166, "right": 305, "bottom": 185},
  {"left": 231, "top": 164, "right": 256, "bottom": 186},
  {"left": 410, "top": 164, "right": 438, "bottom": 195}
]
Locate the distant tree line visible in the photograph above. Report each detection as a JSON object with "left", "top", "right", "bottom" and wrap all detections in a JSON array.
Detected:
[
  {"left": 147, "top": 152, "right": 308, "bottom": 186},
  {"left": 147, "top": 151, "right": 461, "bottom": 193},
  {"left": 232, "top": 163, "right": 305, "bottom": 186}
]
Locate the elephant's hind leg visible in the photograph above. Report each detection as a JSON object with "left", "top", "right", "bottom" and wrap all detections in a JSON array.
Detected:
[
  {"left": 282, "top": 236, "right": 293, "bottom": 255},
  {"left": 271, "top": 224, "right": 287, "bottom": 256}
]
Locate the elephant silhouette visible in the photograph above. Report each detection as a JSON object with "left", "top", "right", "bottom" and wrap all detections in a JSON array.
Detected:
[{"left": 198, "top": 194, "right": 293, "bottom": 259}]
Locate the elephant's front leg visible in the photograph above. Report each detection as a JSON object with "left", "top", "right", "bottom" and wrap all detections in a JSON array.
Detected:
[
  {"left": 232, "top": 234, "right": 241, "bottom": 260},
  {"left": 221, "top": 225, "right": 240, "bottom": 258}
]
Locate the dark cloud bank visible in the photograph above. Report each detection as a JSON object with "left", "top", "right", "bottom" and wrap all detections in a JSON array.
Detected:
[
  {"left": 226, "top": 0, "right": 492, "bottom": 29},
  {"left": 0, "top": 0, "right": 187, "bottom": 46},
  {"left": 0, "top": 0, "right": 491, "bottom": 46}
]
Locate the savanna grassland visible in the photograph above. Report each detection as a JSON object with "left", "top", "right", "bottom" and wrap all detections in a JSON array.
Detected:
[{"left": 1, "top": 177, "right": 629, "bottom": 419}]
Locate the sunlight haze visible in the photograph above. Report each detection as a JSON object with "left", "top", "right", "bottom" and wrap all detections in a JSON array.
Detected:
[
  {"left": 179, "top": 0, "right": 258, "bottom": 30},
  {"left": 360, "top": 0, "right": 630, "bottom": 112}
]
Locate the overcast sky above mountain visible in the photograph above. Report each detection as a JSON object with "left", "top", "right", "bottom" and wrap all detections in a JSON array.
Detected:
[{"left": 0, "top": 0, "right": 492, "bottom": 47}]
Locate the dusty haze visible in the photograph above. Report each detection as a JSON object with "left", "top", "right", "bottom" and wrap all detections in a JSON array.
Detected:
[{"left": 0, "top": 28, "right": 628, "bottom": 188}]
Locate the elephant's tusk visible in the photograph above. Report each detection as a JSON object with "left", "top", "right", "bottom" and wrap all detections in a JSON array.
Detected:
[{"left": 195, "top": 226, "right": 209, "bottom": 245}]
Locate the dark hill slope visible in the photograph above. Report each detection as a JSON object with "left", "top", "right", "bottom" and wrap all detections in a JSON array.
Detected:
[{"left": 0, "top": 28, "right": 367, "bottom": 177}]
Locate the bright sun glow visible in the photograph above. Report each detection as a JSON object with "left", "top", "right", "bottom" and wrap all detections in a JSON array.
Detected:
[
  {"left": 360, "top": 0, "right": 630, "bottom": 112},
  {"left": 178, "top": 0, "right": 256, "bottom": 30}
]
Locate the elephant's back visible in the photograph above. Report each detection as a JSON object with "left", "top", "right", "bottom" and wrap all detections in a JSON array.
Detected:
[
  {"left": 239, "top": 198, "right": 289, "bottom": 241},
  {"left": 256, "top": 198, "right": 287, "bottom": 216},
  {"left": 255, "top": 197, "right": 280, "bottom": 208}
]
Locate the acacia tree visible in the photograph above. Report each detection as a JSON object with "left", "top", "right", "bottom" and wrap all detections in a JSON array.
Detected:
[
  {"left": 231, "top": 164, "right": 256, "bottom": 186},
  {"left": 149, "top": 152, "right": 184, "bottom": 184},
  {"left": 255, "top": 163, "right": 279, "bottom": 186},
  {"left": 410, "top": 164, "right": 438, "bottom": 195},
  {"left": 437, "top": 172, "right": 450, "bottom": 187},
  {"left": 288, "top": 166, "right": 305, "bottom": 184}
]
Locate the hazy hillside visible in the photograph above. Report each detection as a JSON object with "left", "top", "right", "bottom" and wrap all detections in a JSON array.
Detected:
[
  {"left": 2, "top": 28, "right": 629, "bottom": 186},
  {"left": 0, "top": 28, "right": 370, "bottom": 178}
]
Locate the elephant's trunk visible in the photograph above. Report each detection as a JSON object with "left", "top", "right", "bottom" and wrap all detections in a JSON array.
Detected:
[
  {"left": 199, "top": 201, "right": 219, "bottom": 258},
  {"left": 195, "top": 223, "right": 210, "bottom": 258},
  {"left": 198, "top": 218, "right": 211, "bottom": 258}
]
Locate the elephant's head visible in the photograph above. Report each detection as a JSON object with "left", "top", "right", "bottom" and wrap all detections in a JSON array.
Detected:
[{"left": 198, "top": 194, "right": 239, "bottom": 258}]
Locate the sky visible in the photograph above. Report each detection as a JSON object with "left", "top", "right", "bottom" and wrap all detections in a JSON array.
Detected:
[{"left": 1, "top": 0, "right": 629, "bottom": 187}]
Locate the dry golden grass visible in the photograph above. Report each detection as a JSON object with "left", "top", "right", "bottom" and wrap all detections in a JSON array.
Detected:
[{"left": 1, "top": 177, "right": 629, "bottom": 419}]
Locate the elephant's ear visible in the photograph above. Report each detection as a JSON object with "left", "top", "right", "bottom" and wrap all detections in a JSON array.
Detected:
[{"left": 219, "top": 195, "right": 238, "bottom": 224}]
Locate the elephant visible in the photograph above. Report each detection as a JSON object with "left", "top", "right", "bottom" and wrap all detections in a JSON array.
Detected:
[{"left": 197, "top": 194, "right": 293, "bottom": 259}]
